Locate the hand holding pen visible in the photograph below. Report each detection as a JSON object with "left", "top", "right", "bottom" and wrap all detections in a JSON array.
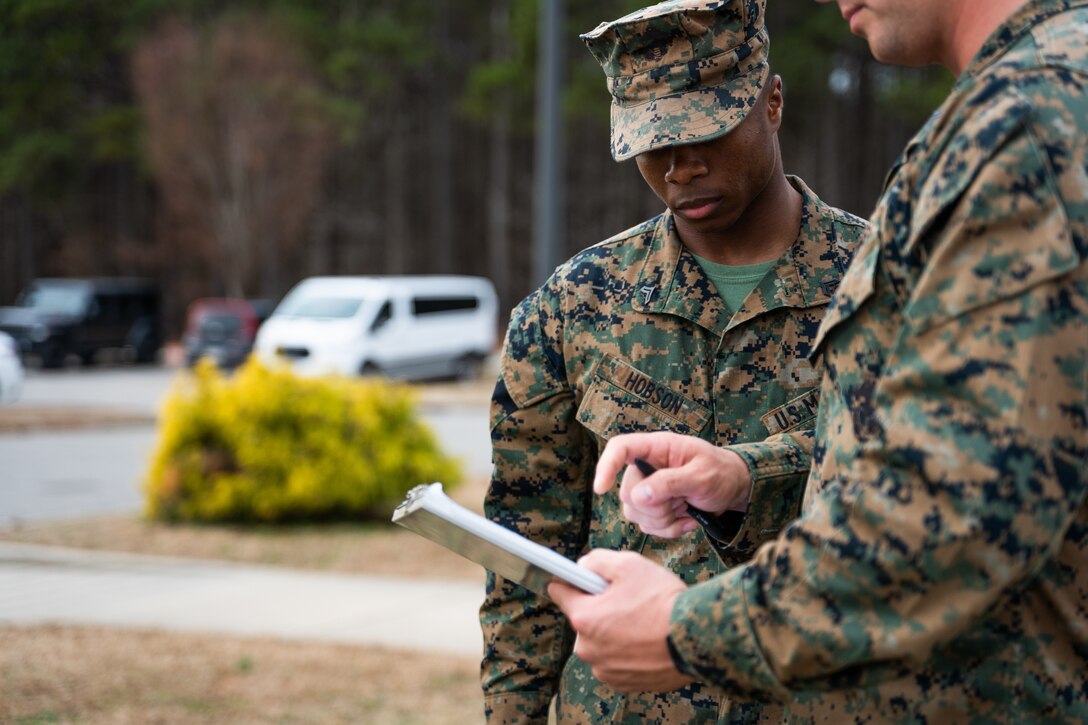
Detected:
[{"left": 592, "top": 431, "right": 752, "bottom": 540}]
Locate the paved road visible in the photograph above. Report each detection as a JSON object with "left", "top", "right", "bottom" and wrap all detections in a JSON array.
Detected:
[
  {"left": 0, "top": 366, "right": 492, "bottom": 526},
  {"left": 13, "top": 366, "right": 177, "bottom": 414},
  {"left": 0, "top": 428, "right": 156, "bottom": 523},
  {"left": 0, "top": 541, "right": 484, "bottom": 657}
]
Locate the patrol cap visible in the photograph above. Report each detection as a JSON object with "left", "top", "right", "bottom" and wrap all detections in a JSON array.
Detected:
[{"left": 581, "top": 0, "right": 769, "bottom": 161}]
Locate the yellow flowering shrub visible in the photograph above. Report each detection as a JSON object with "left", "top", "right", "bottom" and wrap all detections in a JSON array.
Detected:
[{"left": 144, "top": 358, "right": 461, "bottom": 522}]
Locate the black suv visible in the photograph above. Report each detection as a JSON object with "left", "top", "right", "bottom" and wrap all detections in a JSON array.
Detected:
[{"left": 0, "top": 278, "right": 162, "bottom": 368}]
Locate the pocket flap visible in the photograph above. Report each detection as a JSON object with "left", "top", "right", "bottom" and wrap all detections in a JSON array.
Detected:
[{"left": 577, "top": 355, "right": 711, "bottom": 440}]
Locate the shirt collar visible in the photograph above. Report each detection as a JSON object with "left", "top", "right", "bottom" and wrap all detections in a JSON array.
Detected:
[
  {"left": 961, "top": 0, "right": 1085, "bottom": 80},
  {"left": 633, "top": 176, "right": 856, "bottom": 336}
]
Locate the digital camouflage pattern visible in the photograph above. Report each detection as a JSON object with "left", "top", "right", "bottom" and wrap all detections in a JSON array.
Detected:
[
  {"left": 580, "top": 0, "right": 768, "bottom": 161},
  {"left": 667, "top": 1, "right": 1088, "bottom": 721},
  {"left": 480, "top": 177, "right": 866, "bottom": 724}
]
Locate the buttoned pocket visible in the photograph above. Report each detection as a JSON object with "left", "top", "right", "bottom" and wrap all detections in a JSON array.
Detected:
[{"left": 576, "top": 354, "right": 711, "bottom": 441}]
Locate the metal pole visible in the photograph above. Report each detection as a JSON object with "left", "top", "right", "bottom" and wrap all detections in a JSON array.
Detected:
[{"left": 532, "top": 0, "right": 565, "bottom": 287}]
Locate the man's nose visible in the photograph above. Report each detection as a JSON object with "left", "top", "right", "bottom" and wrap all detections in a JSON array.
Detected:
[{"left": 663, "top": 149, "right": 709, "bottom": 185}]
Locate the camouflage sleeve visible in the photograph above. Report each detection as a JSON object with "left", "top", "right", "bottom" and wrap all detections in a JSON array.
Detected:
[
  {"left": 479, "top": 285, "right": 595, "bottom": 723},
  {"left": 665, "top": 121, "right": 1088, "bottom": 700},
  {"left": 703, "top": 427, "right": 812, "bottom": 567}
]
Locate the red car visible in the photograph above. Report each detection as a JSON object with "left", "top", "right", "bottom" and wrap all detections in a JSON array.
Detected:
[{"left": 182, "top": 298, "right": 274, "bottom": 368}]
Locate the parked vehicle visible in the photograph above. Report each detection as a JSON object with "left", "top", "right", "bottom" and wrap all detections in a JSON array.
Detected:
[
  {"left": 0, "top": 331, "right": 24, "bottom": 403},
  {"left": 182, "top": 297, "right": 274, "bottom": 369},
  {"left": 0, "top": 278, "right": 162, "bottom": 368},
  {"left": 254, "top": 275, "right": 498, "bottom": 380}
]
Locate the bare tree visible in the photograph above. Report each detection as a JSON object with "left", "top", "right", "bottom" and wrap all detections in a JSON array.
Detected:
[
  {"left": 486, "top": 0, "right": 513, "bottom": 314},
  {"left": 132, "top": 14, "right": 334, "bottom": 299}
]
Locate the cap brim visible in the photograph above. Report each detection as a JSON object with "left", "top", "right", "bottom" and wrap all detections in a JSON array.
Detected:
[{"left": 609, "top": 62, "right": 769, "bottom": 161}]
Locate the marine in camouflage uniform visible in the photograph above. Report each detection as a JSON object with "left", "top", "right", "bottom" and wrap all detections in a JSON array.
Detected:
[
  {"left": 479, "top": 1, "right": 867, "bottom": 722},
  {"left": 656, "top": 0, "right": 1088, "bottom": 721}
]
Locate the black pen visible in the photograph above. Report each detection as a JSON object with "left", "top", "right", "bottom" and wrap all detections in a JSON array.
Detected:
[{"left": 632, "top": 457, "right": 737, "bottom": 541}]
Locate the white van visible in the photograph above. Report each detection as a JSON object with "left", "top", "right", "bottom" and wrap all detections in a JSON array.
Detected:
[{"left": 255, "top": 275, "right": 499, "bottom": 380}]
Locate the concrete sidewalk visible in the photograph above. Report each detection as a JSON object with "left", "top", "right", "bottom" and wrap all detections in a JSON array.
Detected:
[{"left": 0, "top": 541, "right": 484, "bottom": 657}]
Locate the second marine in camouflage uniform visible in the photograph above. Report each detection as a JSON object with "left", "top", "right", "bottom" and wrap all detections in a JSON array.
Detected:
[
  {"left": 482, "top": 180, "right": 865, "bottom": 723},
  {"left": 480, "top": 4, "right": 867, "bottom": 720}
]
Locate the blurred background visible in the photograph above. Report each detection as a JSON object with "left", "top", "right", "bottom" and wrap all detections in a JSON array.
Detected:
[{"left": 0, "top": 0, "right": 951, "bottom": 332}]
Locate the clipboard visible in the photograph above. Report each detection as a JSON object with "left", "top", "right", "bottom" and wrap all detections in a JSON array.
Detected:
[{"left": 391, "top": 483, "right": 607, "bottom": 596}]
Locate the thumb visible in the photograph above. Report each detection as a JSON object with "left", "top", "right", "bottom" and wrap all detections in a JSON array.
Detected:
[
  {"left": 577, "top": 549, "right": 634, "bottom": 580},
  {"left": 634, "top": 466, "right": 691, "bottom": 506},
  {"left": 547, "top": 578, "right": 585, "bottom": 609}
]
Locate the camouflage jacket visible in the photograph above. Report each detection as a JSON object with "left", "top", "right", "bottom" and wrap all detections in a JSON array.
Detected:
[
  {"left": 668, "top": 2, "right": 1088, "bottom": 722},
  {"left": 481, "top": 176, "right": 866, "bottom": 723}
]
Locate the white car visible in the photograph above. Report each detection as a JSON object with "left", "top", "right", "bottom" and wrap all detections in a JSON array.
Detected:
[
  {"left": 0, "top": 331, "right": 24, "bottom": 403},
  {"left": 255, "top": 275, "right": 498, "bottom": 380}
]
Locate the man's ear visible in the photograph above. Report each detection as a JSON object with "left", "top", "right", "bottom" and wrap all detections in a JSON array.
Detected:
[{"left": 765, "top": 74, "right": 784, "bottom": 132}]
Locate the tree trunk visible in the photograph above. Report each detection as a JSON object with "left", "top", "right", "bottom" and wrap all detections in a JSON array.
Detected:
[
  {"left": 385, "top": 103, "right": 408, "bottom": 275},
  {"left": 487, "top": 1, "right": 513, "bottom": 312},
  {"left": 430, "top": 0, "right": 454, "bottom": 274}
]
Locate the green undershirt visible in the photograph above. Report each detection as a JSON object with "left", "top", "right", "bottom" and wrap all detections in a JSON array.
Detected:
[{"left": 691, "top": 254, "right": 777, "bottom": 314}]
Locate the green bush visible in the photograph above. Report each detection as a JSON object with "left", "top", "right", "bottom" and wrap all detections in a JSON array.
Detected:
[{"left": 144, "top": 358, "right": 461, "bottom": 523}]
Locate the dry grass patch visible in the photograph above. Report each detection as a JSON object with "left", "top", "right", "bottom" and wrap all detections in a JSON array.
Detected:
[
  {"left": 0, "top": 406, "right": 156, "bottom": 433},
  {"left": 1, "top": 624, "right": 482, "bottom": 724},
  {"left": 0, "top": 477, "right": 490, "bottom": 582}
]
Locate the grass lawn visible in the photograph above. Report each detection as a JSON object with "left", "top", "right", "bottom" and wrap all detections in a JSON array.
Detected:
[
  {"left": 1, "top": 625, "right": 481, "bottom": 724},
  {"left": 0, "top": 476, "right": 495, "bottom": 724}
]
